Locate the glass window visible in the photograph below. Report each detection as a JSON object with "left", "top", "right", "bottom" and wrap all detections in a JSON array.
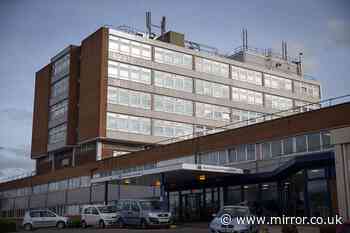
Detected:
[
  {"left": 271, "top": 140, "right": 282, "bottom": 157},
  {"left": 264, "top": 74, "right": 292, "bottom": 91},
  {"left": 237, "top": 145, "right": 247, "bottom": 161},
  {"left": 195, "top": 79, "right": 229, "bottom": 99},
  {"left": 154, "top": 47, "right": 192, "bottom": 69},
  {"left": 107, "top": 112, "right": 151, "bottom": 135},
  {"left": 294, "top": 100, "right": 320, "bottom": 113},
  {"left": 231, "top": 109, "right": 264, "bottom": 124},
  {"left": 201, "top": 151, "right": 220, "bottom": 165},
  {"left": 152, "top": 119, "right": 193, "bottom": 138},
  {"left": 154, "top": 95, "right": 193, "bottom": 116},
  {"left": 52, "top": 54, "right": 70, "bottom": 79},
  {"left": 228, "top": 148, "right": 237, "bottom": 163},
  {"left": 231, "top": 66, "right": 262, "bottom": 86},
  {"left": 232, "top": 87, "right": 263, "bottom": 106},
  {"left": 308, "top": 179, "right": 330, "bottom": 217},
  {"left": 51, "top": 77, "right": 69, "bottom": 99},
  {"left": 109, "top": 36, "right": 151, "bottom": 60},
  {"left": 195, "top": 57, "right": 229, "bottom": 77},
  {"left": 307, "top": 169, "right": 325, "bottom": 179},
  {"left": 283, "top": 137, "right": 294, "bottom": 155},
  {"left": 48, "top": 124, "right": 67, "bottom": 145},
  {"left": 262, "top": 142, "right": 271, "bottom": 159},
  {"left": 294, "top": 81, "right": 320, "bottom": 99},
  {"left": 308, "top": 133, "right": 321, "bottom": 151},
  {"left": 195, "top": 102, "right": 230, "bottom": 122},
  {"left": 107, "top": 86, "right": 151, "bottom": 110},
  {"left": 247, "top": 144, "right": 256, "bottom": 161},
  {"left": 49, "top": 100, "right": 68, "bottom": 122},
  {"left": 296, "top": 135, "right": 307, "bottom": 153},
  {"left": 154, "top": 70, "right": 193, "bottom": 93},
  {"left": 108, "top": 61, "right": 151, "bottom": 85},
  {"left": 265, "top": 94, "right": 293, "bottom": 111},
  {"left": 321, "top": 131, "right": 331, "bottom": 149},
  {"left": 218, "top": 150, "right": 228, "bottom": 165}
]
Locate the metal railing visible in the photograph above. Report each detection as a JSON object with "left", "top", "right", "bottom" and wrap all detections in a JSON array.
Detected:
[{"left": 145, "top": 94, "right": 350, "bottom": 147}]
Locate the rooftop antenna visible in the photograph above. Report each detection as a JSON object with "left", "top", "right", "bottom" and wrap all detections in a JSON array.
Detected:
[
  {"left": 145, "top": 11, "right": 167, "bottom": 39},
  {"left": 242, "top": 28, "right": 248, "bottom": 50}
]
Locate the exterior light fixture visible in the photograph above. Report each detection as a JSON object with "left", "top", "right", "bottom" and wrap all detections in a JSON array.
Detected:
[
  {"left": 155, "top": 180, "right": 161, "bottom": 187},
  {"left": 199, "top": 175, "right": 206, "bottom": 181}
]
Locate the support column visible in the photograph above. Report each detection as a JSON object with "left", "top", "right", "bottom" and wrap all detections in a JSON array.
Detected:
[
  {"left": 104, "top": 181, "right": 109, "bottom": 205},
  {"left": 332, "top": 127, "right": 350, "bottom": 221}
]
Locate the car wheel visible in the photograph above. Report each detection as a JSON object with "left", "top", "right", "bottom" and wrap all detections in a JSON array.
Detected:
[
  {"left": 24, "top": 223, "right": 32, "bottom": 231},
  {"left": 116, "top": 218, "right": 124, "bottom": 228},
  {"left": 81, "top": 220, "right": 87, "bottom": 228},
  {"left": 99, "top": 220, "right": 105, "bottom": 228},
  {"left": 56, "top": 221, "right": 65, "bottom": 229},
  {"left": 140, "top": 219, "right": 148, "bottom": 229}
]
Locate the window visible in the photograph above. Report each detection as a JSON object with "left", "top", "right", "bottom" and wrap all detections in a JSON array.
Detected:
[
  {"left": 154, "top": 47, "right": 192, "bottom": 69},
  {"left": 201, "top": 151, "right": 219, "bottom": 165},
  {"left": 196, "top": 102, "right": 230, "bottom": 122},
  {"left": 296, "top": 135, "right": 307, "bottom": 153},
  {"left": 195, "top": 57, "right": 229, "bottom": 77},
  {"left": 228, "top": 148, "right": 237, "bottom": 163},
  {"left": 264, "top": 74, "right": 292, "bottom": 91},
  {"left": 271, "top": 140, "right": 282, "bottom": 157},
  {"left": 247, "top": 144, "right": 256, "bottom": 161},
  {"left": 195, "top": 79, "right": 229, "bottom": 99},
  {"left": 262, "top": 142, "right": 271, "bottom": 159},
  {"left": 231, "top": 109, "right": 264, "bottom": 124},
  {"left": 236, "top": 145, "right": 247, "bottom": 161},
  {"left": 30, "top": 211, "right": 40, "bottom": 218},
  {"left": 49, "top": 100, "right": 68, "bottom": 122},
  {"left": 51, "top": 77, "right": 69, "bottom": 99},
  {"left": 109, "top": 36, "right": 151, "bottom": 60},
  {"left": 283, "top": 138, "right": 294, "bottom": 155},
  {"left": 107, "top": 113, "right": 151, "bottom": 135},
  {"left": 108, "top": 61, "right": 151, "bottom": 85},
  {"left": 48, "top": 124, "right": 67, "bottom": 145},
  {"left": 154, "top": 95, "right": 193, "bottom": 116},
  {"left": 294, "top": 81, "right": 320, "bottom": 99},
  {"left": 154, "top": 70, "right": 193, "bottom": 93},
  {"left": 52, "top": 54, "right": 70, "bottom": 79},
  {"left": 308, "top": 133, "right": 321, "bottom": 151},
  {"left": 231, "top": 66, "right": 262, "bottom": 86},
  {"left": 265, "top": 94, "right": 293, "bottom": 111},
  {"left": 68, "top": 177, "right": 81, "bottom": 189},
  {"left": 295, "top": 100, "right": 320, "bottom": 112},
  {"left": 321, "top": 131, "right": 331, "bottom": 149},
  {"left": 107, "top": 86, "right": 151, "bottom": 110},
  {"left": 232, "top": 87, "right": 263, "bottom": 106},
  {"left": 153, "top": 119, "right": 193, "bottom": 138}
]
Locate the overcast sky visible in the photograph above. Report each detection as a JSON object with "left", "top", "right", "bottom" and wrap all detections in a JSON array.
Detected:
[{"left": 0, "top": 0, "right": 349, "bottom": 180}]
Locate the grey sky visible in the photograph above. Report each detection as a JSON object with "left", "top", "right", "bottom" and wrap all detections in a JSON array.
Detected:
[{"left": 0, "top": 0, "right": 349, "bottom": 179}]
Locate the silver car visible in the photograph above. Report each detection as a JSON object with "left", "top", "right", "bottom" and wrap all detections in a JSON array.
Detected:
[
  {"left": 116, "top": 199, "right": 172, "bottom": 228},
  {"left": 209, "top": 205, "right": 258, "bottom": 233},
  {"left": 81, "top": 205, "right": 121, "bottom": 228},
  {"left": 22, "top": 209, "right": 68, "bottom": 231}
]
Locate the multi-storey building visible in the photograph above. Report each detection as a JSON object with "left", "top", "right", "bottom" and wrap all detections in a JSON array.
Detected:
[{"left": 31, "top": 26, "right": 321, "bottom": 175}]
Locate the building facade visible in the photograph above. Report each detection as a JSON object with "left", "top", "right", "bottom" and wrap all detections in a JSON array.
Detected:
[{"left": 30, "top": 26, "right": 321, "bottom": 175}]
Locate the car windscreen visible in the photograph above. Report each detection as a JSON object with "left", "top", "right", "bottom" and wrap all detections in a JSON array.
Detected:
[
  {"left": 139, "top": 201, "right": 162, "bottom": 211},
  {"left": 217, "top": 207, "right": 250, "bottom": 217},
  {"left": 98, "top": 206, "right": 117, "bottom": 213}
]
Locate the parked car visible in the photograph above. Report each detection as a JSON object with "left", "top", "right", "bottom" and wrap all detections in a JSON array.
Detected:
[
  {"left": 116, "top": 199, "right": 172, "bottom": 228},
  {"left": 81, "top": 205, "right": 121, "bottom": 228},
  {"left": 209, "top": 205, "right": 258, "bottom": 233},
  {"left": 22, "top": 209, "right": 68, "bottom": 231}
]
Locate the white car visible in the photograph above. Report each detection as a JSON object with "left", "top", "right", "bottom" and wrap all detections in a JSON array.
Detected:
[
  {"left": 81, "top": 205, "right": 121, "bottom": 228},
  {"left": 22, "top": 209, "right": 68, "bottom": 231},
  {"left": 209, "top": 205, "right": 258, "bottom": 233}
]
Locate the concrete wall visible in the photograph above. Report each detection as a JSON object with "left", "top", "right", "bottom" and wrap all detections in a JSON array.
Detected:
[{"left": 332, "top": 127, "right": 350, "bottom": 220}]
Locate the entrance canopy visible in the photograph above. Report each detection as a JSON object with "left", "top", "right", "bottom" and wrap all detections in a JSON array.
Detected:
[{"left": 91, "top": 163, "right": 243, "bottom": 190}]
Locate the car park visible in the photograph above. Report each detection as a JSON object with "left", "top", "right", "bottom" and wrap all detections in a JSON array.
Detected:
[
  {"left": 81, "top": 205, "right": 121, "bottom": 228},
  {"left": 209, "top": 205, "right": 258, "bottom": 233},
  {"left": 116, "top": 199, "right": 172, "bottom": 228},
  {"left": 22, "top": 209, "right": 68, "bottom": 231}
]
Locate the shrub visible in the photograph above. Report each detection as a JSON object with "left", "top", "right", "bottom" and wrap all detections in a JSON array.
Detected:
[
  {"left": 69, "top": 218, "right": 81, "bottom": 228},
  {"left": 0, "top": 218, "right": 17, "bottom": 232}
]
